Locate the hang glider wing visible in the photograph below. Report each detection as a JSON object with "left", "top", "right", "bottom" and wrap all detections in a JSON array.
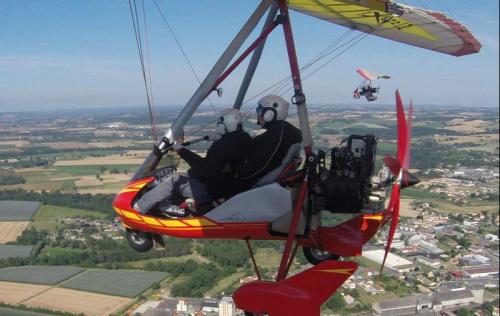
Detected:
[
  {"left": 288, "top": 0, "right": 481, "bottom": 57},
  {"left": 356, "top": 68, "right": 390, "bottom": 80}
]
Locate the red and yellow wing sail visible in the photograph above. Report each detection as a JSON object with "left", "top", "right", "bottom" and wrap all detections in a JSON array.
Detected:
[{"left": 288, "top": 0, "right": 481, "bottom": 56}]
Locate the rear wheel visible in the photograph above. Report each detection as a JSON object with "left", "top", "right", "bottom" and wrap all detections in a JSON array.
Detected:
[
  {"left": 303, "top": 247, "right": 340, "bottom": 265},
  {"left": 126, "top": 229, "right": 153, "bottom": 252}
]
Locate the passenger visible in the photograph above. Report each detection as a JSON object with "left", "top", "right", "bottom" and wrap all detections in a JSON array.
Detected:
[
  {"left": 135, "top": 109, "right": 252, "bottom": 215},
  {"left": 236, "top": 95, "right": 302, "bottom": 190}
]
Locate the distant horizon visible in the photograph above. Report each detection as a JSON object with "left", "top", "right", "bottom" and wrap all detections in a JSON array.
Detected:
[
  {"left": 0, "top": 101, "right": 499, "bottom": 115},
  {"left": 1, "top": 1, "right": 498, "bottom": 111}
]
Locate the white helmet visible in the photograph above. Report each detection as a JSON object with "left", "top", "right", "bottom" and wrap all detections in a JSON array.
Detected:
[
  {"left": 256, "top": 95, "right": 289, "bottom": 123},
  {"left": 216, "top": 108, "right": 244, "bottom": 136}
]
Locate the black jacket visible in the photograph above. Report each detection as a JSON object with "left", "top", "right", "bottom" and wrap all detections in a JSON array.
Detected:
[
  {"left": 178, "top": 130, "right": 252, "bottom": 199},
  {"left": 236, "top": 120, "right": 302, "bottom": 189}
]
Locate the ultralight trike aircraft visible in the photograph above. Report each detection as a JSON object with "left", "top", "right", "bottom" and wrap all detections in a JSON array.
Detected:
[
  {"left": 113, "top": 1, "right": 480, "bottom": 315},
  {"left": 353, "top": 68, "right": 391, "bottom": 102}
]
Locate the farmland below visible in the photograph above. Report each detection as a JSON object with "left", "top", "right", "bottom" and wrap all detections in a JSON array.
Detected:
[{"left": 0, "top": 105, "right": 498, "bottom": 315}]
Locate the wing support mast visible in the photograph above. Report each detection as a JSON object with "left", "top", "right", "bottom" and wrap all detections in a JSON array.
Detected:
[{"left": 158, "top": 0, "right": 273, "bottom": 149}]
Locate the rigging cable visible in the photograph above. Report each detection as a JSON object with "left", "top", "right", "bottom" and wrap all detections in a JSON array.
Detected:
[
  {"left": 268, "top": 27, "right": 356, "bottom": 96},
  {"left": 176, "top": 17, "right": 392, "bottom": 139},
  {"left": 273, "top": 29, "right": 365, "bottom": 96},
  {"left": 152, "top": 0, "right": 219, "bottom": 115},
  {"left": 128, "top": 0, "right": 157, "bottom": 142},
  {"left": 236, "top": 27, "right": 355, "bottom": 111},
  {"left": 141, "top": 0, "right": 158, "bottom": 140},
  {"left": 185, "top": 27, "right": 359, "bottom": 138},
  {"left": 279, "top": 32, "right": 371, "bottom": 96}
]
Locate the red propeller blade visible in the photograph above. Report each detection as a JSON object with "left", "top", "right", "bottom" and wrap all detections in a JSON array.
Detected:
[
  {"left": 380, "top": 184, "right": 401, "bottom": 274},
  {"left": 395, "top": 90, "right": 408, "bottom": 166},
  {"left": 403, "top": 100, "right": 413, "bottom": 170},
  {"left": 402, "top": 100, "right": 413, "bottom": 186},
  {"left": 381, "top": 90, "right": 409, "bottom": 274}
]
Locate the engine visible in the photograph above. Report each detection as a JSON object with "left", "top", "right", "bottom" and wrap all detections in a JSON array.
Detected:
[{"left": 313, "top": 134, "right": 386, "bottom": 213}]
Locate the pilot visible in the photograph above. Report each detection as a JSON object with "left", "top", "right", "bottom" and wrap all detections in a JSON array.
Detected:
[
  {"left": 135, "top": 109, "right": 252, "bottom": 215},
  {"left": 235, "top": 95, "right": 302, "bottom": 190}
]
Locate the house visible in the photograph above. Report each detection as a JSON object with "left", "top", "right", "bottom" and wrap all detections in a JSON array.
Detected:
[
  {"left": 416, "top": 240, "right": 444, "bottom": 257},
  {"left": 417, "top": 256, "right": 441, "bottom": 269},
  {"left": 202, "top": 300, "right": 219, "bottom": 313},
  {"left": 373, "top": 295, "right": 432, "bottom": 316},
  {"left": 176, "top": 298, "right": 203, "bottom": 314},
  {"left": 373, "top": 296, "right": 417, "bottom": 315},
  {"left": 485, "top": 233, "right": 499, "bottom": 242},
  {"left": 219, "top": 296, "right": 236, "bottom": 316},
  {"left": 432, "top": 290, "right": 475, "bottom": 311},
  {"left": 459, "top": 254, "right": 490, "bottom": 266},
  {"left": 363, "top": 249, "right": 415, "bottom": 274},
  {"left": 462, "top": 265, "right": 499, "bottom": 279},
  {"left": 343, "top": 294, "right": 355, "bottom": 305}
]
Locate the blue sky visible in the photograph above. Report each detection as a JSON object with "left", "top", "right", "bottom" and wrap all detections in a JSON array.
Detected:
[{"left": 0, "top": 0, "right": 498, "bottom": 112}]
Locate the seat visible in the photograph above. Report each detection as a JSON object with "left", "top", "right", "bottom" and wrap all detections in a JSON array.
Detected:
[
  {"left": 177, "top": 143, "right": 302, "bottom": 217},
  {"left": 252, "top": 143, "right": 302, "bottom": 188}
]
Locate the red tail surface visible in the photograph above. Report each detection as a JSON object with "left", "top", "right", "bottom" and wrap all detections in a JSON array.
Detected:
[{"left": 234, "top": 260, "right": 357, "bottom": 316}]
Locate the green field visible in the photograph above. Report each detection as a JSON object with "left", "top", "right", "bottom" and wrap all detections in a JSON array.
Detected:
[
  {"left": 0, "top": 307, "right": 52, "bottom": 316},
  {"left": 0, "top": 245, "right": 33, "bottom": 260},
  {"left": 51, "top": 165, "right": 138, "bottom": 177},
  {"left": 5, "top": 164, "right": 138, "bottom": 192},
  {"left": 0, "top": 266, "right": 84, "bottom": 285},
  {"left": 31, "top": 204, "right": 106, "bottom": 231},
  {"left": 402, "top": 188, "right": 498, "bottom": 213},
  {"left": 61, "top": 269, "right": 168, "bottom": 297},
  {"left": 254, "top": 248, "right": 282, "bottom": 271},
  {"left": 357, "top": 287, "right": 397, "bottom": 305},
  {"left": 0, "top": 201, "right": 41, "bottom": 221},
  {"left": 204, "top": 271, "right": 246, "bottom": 297},
  {"left": 42, "top": 247, "right": 86, "bottom": 258},
  {"left": 354, "top": 256, "right": 382, "bottom": 270},
  {"left": 126, "top": 254, "right": 207, "bottom": 269}
]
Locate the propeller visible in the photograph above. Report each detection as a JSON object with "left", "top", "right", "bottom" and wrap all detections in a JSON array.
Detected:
[{"left": 380, "top": 90, "right": 419, "bottom": 274}]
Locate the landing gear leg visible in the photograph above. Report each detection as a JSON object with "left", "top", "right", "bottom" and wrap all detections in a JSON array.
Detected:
[
  {"left": 302, "top": 246, "right": 340, "bottom": 265},
  {"left": 153, "top": 234, "right": 166, "bottom": 250},
  {"left": 125, "top": 229, "right": 153, "bottom": 253}
]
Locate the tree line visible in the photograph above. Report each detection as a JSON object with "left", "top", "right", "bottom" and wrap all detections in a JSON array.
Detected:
[{"left": 0, "top": 189, "right": 115, "bottom": 219}]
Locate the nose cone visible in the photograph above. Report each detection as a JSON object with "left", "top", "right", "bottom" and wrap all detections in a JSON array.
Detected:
[{"left": 401, "top": 170, "right": 420, "bottom": 189}]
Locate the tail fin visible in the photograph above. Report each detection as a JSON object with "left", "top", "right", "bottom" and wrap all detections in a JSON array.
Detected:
[
  {"left": 234, "top": 260, "right": 357, "bottom": 316},
  {"left": 285, "top": 260, "right": 357, "bottom": 305}
]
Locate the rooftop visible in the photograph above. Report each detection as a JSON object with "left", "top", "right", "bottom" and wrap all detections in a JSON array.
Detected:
[
  {"left": 363, "top": 249, "right": 414, "bottom": 269},
  {"left": 377, "top": 296, "right": 417, "bottom": 310},
  {"left": 433, "top": 289, "right": 474, "bottom": 304},
  {"left": 463, "top": 266, "right": 499, "bottom": 274}
]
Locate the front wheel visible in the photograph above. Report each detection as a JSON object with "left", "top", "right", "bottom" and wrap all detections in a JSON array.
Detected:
[
  {"left": 126, "top": 229, "right": 153, "bottom": 252},
  {"left": 303, "top": 247, "right": 340, "bottom": 265}
]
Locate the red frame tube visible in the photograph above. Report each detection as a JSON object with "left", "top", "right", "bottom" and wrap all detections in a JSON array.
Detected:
[
  {"left": 284, "top": 239, "right": 300, "bottom": 276},
  {"left": 211, "top": 21, "right": 278, "bottom": 92},
  {"left": 276, "top": 177, "right": 308, "bottom": 281},
  {"left": 274, "top": 0, "right": 312, "bottom": 282},
  {"left": 277, "top": 0, "right": 311, "bottom": 156},
  {"left": 246, "top": 239, "right": 261, "bottom": 280}
]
